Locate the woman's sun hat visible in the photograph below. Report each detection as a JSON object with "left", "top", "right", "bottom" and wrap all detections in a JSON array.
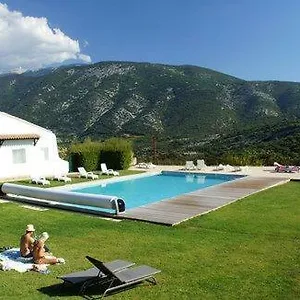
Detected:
[{"left": 25, "top": 224, "right": 35, "bottom": 232}]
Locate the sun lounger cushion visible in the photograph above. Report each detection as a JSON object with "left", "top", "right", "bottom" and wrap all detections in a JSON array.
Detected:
[
  {"left": 113, "top": 265, "right": 161, "bottom": 283},
  {"left": 58, "top": 259, "right": 135, "bottom": 286}
]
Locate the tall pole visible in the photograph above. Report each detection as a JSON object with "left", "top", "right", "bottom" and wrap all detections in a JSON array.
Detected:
[{"left": 152, "top": 135, "right": 157, "bottom": 163}]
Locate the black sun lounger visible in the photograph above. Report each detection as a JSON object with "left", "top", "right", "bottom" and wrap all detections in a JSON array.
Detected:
[
  {"left": 58, "top": 258, "right": 135, "bottom": 293},
  {"left": 85, "top": 256, "right": 161, "bottom": 298}
]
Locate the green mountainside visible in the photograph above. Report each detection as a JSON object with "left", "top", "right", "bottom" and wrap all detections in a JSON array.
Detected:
[{"left": 1, "top": 61, "right": 300, "bottom": 164}]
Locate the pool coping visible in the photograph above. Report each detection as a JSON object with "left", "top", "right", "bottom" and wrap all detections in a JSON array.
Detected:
[{"left": 49, "top": 171, "right": 161, "bottom": 191}]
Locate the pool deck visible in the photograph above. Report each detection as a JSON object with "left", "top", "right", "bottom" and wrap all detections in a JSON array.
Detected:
[
  {"left": 0, "top": 165, "right": 295, "bottom": 226},
  {"left": 118, "top": 175, "right": 289, "bottom": 226}
]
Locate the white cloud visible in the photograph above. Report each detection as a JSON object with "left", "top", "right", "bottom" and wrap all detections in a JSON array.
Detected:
[
  {"left": 0, "top": 3, "right": 91, "bottom": 73},
  {"left": 83, "top": 40, "right": 89, "bottom": 48}
]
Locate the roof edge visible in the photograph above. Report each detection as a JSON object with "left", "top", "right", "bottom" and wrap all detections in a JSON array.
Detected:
[{"left": 0, "top": 112, "right": 54, "bottom": 134}]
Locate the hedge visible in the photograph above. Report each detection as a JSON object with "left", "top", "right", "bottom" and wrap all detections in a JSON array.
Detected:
[{"left": 69, "top": 138, "right": 133, "bottom": 172}]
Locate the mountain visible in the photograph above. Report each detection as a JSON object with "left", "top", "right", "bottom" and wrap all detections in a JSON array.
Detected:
[{"left": 1, "top": 61, "right": 300, "bottom": 163}]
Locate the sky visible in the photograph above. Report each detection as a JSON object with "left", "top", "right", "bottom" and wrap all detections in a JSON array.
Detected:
[{"left": 1, "top": 0, "right": 300, "bottom": 81}]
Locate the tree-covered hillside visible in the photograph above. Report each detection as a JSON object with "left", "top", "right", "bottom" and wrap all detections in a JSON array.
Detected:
[{"left": 1, "top": 61, "right": 300, "bottom": 164}]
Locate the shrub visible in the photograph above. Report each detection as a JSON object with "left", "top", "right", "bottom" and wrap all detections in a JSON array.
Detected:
[
  {"left": 69, "top": 141, "right": 101, "bottom": 172},
  {"left": 101, "top": 138, "right": 133, "bottom": 170},
  {"left": 69, "top": 138, "right": 133, "bottom": 171}
]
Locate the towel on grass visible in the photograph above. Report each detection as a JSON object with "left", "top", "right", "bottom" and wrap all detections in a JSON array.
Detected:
[{"left": 0, "top": 248, "right": 48, "bottom": 273}]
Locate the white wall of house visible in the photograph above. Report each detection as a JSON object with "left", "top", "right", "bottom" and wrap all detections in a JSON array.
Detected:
[{"left": 0, "top": 112, "right": 69, "bottom": 180}]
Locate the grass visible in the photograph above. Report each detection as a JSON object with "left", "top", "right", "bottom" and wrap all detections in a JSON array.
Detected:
[{"left": 0, "top": 181, "right": 300, "bottom": 299}]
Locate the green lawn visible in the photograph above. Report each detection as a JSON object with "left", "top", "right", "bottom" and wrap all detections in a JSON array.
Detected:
[{"left": 0, "top": 181, "right": 300, "bottom": 299}]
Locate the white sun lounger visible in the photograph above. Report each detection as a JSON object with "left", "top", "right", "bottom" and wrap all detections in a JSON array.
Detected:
[
  {"left": 137, "top": 162, "right": 156, "bottom": 169},
  {"left": 101, "top": 163, "right": 119, "bottom": 176},
  {"left": 78, "top": 167, "right": 99, "bottom": 179},
  {"left": 213, "top": 164, "right": 225, "bottom": 171},
  {"left": 196, "top": 159, "right": 207, "bottom": 170},
  {"left": 232, "top": 166, "right": 242, "bottom": 172},
  {"left": 30, "top": 176, "right": 50, "bottom": 186},
  {"left": 185, "top": 161, "right": 196, "bottom": 170},
  {"left": 224, "top": 165, "right": 242, "bottom": 172},
  {"left": 54, "top": 174, "right": 72, "bottom": 183}
]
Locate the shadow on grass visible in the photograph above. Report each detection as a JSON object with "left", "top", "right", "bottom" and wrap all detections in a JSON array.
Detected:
[
  {"left": 38, "top": 283, "right": 81, "bottom": 297},
  {"left": 38, "top": 281, "right": 141, "bottom": 299}
]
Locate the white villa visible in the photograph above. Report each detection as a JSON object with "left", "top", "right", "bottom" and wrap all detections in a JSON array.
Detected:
[{"left": 0, "top": 111, "right": 69, "bottom": 181}]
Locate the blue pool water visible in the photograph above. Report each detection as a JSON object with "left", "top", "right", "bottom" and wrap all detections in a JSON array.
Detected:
[{"left": 72, "top": 171, "right": 243, "bottom": 210}]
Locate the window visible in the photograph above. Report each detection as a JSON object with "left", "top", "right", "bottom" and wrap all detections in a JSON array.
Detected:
[
  {"left": 41, "top": 147, "right": 49, "bottom": 161},
  {"left": 12, "top": 149, "right": 26, "bottom": 164}
]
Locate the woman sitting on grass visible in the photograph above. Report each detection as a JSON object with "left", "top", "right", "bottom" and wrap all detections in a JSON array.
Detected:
[
  {"left": 32, "top": 232, "right": 65, "bottom": 265},
  {"left": 20, "top": 224, "right": 35, "bottom": 258}
]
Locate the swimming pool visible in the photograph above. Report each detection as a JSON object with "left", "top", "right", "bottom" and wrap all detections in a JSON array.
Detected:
[{"left": 72, "top": 171, "right": 244, "bottom": 211}]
